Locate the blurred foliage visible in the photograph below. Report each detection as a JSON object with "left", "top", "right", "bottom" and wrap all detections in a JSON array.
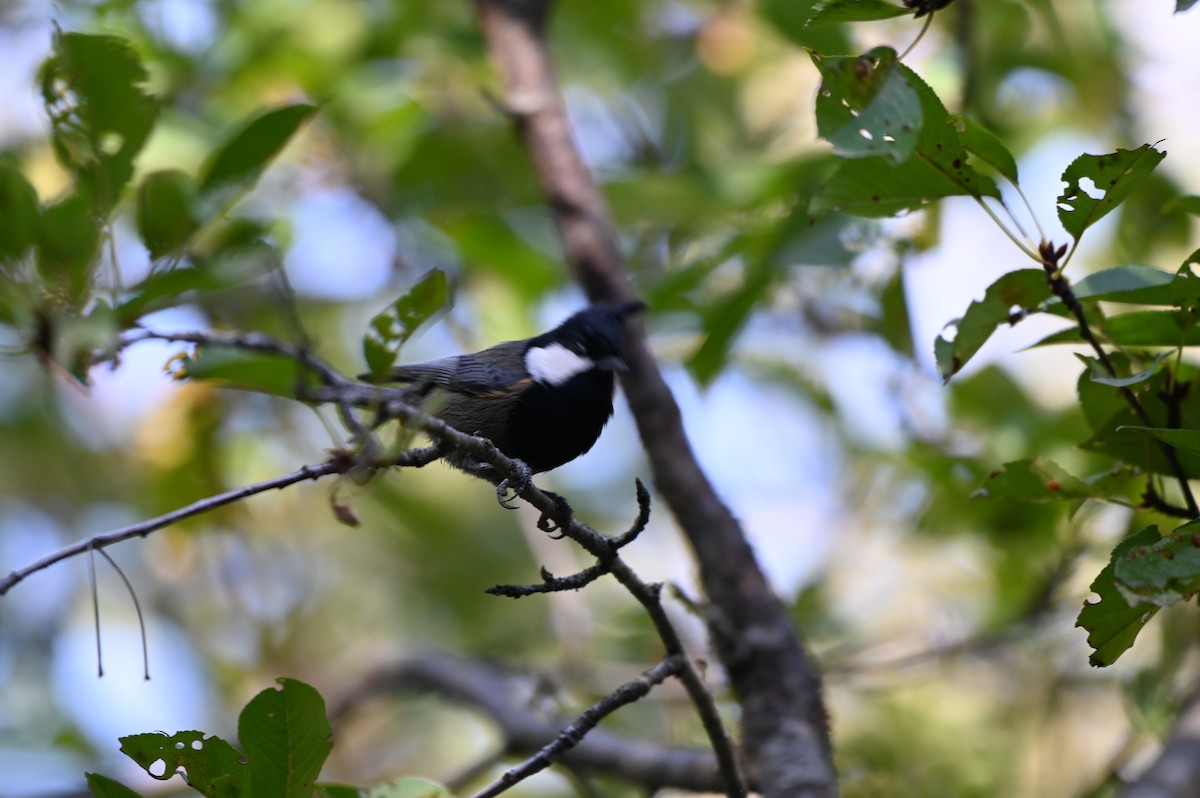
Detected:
[{"left": 2, "top": 1, "right": 1200, "bottom": 797}]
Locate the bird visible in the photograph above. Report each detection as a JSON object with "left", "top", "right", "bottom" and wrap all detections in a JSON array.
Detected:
[{"left": 369, "top": 300, "right": 645, "bottom": 503}]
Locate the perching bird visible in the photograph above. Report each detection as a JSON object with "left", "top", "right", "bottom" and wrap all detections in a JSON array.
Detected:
[{"left": 371, "top": 301, "right": 644, "bottom": 497}]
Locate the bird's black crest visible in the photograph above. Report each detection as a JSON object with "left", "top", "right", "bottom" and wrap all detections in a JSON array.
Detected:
[{"left": 534, "top": 300, "right": 644, "bottom": 359}]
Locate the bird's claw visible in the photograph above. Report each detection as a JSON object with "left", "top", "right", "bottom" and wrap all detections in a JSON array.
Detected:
[
  {"left": 537, "top": 491, "right": 573, "bottom": 538},
  {"left": 496, "top": 459, "right": 533, "bottom": 509}
]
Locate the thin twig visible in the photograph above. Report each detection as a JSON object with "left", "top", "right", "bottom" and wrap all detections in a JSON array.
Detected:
[
  {"left": 1040, "top": 242, "right": 1198, "bottom": 516},
  {"left": 95, "top": 548, "right": 151, "bottom": 680},
  {"left": 471, "top": 656, "right": 686, "bottom": 798},
  {"left": 0, "top": 461, "right": 345, "bottom": 597}
]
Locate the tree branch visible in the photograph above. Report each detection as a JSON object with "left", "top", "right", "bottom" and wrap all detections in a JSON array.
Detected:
[
  {"left": 0, "top": 460, "right": 345, "bottom": 597},
  {"left": 471, "top": 655, "right": 686, "bottom": 797},
  {"left": 474, "top": 2, "right": 835, "bottom": 795},
  {"left": 334, "top": 655, "right": 727, "bottom": 793}
]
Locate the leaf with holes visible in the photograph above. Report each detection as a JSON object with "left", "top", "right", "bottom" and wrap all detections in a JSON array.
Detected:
[
  {"left": 120, "top": 730, "right": 249, "bottom": 796},
  {"left": 949, "top": 115, "right": 1018, "bottom": 184},
  {"left": 934, "top": 269, "right": 1050, "bottom": 383},
  {"left": 813, "top": 63, "right": 1000, "bottom": 216},
  {"left": 39, "top": 32, "right": 159, "bottom": 215},
  {"left": 1077, "top": 526, "right": 1162, "bottom": 667},
  {"left": 239, "top": 678, "right": 333, "bottom": 798},
  {"left": 362, "top": 269, "right": 450, "bottom": 377},
  {"left": 812, "top": 47, "right": 922, "bottom": 164},
  {"left": 1057, "top": 144, "right": 1166, "bottom": 241},
  {"left": 1113, "top": 519, "right": 1200, "bottom": 606},
  {"left": 806, "top": 0, "right": 910, "bottom": 26}
]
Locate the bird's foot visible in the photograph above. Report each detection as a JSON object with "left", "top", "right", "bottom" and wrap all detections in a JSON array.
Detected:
[
  {"left": 496, "top": 458, "right": 533, "bottom": 509},
  {"left": 536, "top": 491, "right": 574, "bottom": 539}
]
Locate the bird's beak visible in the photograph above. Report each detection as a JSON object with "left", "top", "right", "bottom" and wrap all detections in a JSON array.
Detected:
[
  {"left": 596, "top": 355, "right": 629, "bottom": 372},
  {"left": 615, "top": 299, "right": 647, "bottom": 319}
]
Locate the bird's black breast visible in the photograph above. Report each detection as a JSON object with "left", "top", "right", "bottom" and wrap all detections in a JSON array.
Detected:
[{"left": 503, "top": 369, "right": 616, "bottom": 473}]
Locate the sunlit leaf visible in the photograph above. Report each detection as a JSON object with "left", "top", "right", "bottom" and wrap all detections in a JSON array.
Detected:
[
  {"left": 934, "top": 269, "right": 1049, "bottom": 383},
  {"left": 240, "top": 678, "right": 333, "bottom": 798},
  {"left": 812, "top": 47, "right": 922, "bottom": 163},
  {"left": 807, "top": 0, "right": 910, "bottom": 26},
  {"left": 120, "top": 730, "right": 249, "bottom": 796},
  {"left": 39, "top": 32, "right": 158, "bottom": 214},
  {"left": 199, "top": 103, "right": 317, "bottom": 194},
  {"left": 972, "top": 459, "right": 1092, "bottom": 502},
  {"left": 949, "top": 115, "right": 1018, "bottom": 184},
  {"left": 1086, "top": 352, "right": 1168, "bottom": 388},
  {"left": 366, "top": 778, "right": 456, "bottom": 798},
  {"left": 1077, "top": 526, "right": 1162, "bottom": 667},
  {"left": 1113, "top": 519, "right": 1200, "bottom": 606},
  {"left": 813, "top": 64, "right": 1000, "bottom": 216},
  {"left": 136, "top": 170, "right": 200, "bottom": 259},
  {"left": 362, "top": 269, "right": 450, "bottom": 377},
  {"left": 1057, "top": 144, "right": 1166, "bottom": 241},
  {"left": 175, "top": 347, "right": 312, "bottom": 397}
]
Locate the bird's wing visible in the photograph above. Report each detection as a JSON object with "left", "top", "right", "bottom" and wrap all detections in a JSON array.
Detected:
[{"left": 388, "top": 342, "right": 531, "bottom": 398}]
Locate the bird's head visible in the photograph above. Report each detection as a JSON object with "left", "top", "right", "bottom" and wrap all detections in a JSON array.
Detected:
[{"left": 524, "top": 300, "right": 645, "bottom": 386}]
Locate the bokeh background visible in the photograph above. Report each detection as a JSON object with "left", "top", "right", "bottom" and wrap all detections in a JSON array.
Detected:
[{"left": 3, "top": 1, "right": 1200, "bottom": 796}]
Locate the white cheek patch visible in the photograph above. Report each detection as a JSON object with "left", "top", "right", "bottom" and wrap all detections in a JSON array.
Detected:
[{"left": 525, "top": 343, "right": 594, "bottom": 385}]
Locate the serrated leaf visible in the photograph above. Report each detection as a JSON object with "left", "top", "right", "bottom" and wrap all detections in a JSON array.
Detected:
[
  {"left": 1077, "top": 526, "right": 1162, "bottom": 667},
  {"left": 972, "top": 458, "right": 1091, "bottom": 502},
  {"left": 119, "top": 730, "right": 250, "bottom": 797},
  {"left": 1031, "top": 310, "right": 1200, "bottom": 348},
  {"left": 39, "top": 32, "right": 158, "bottom": 214},
  {"left": 1113, "top": 520, "right": 1200, "bottom": 606},
  {"left": 935, "top": 269, "right": 1050, "bottom": 383},
  {"left": 806, "top": 0, "right": 911, "bottom": 26},
  {"left": 86, "top": 773, "right": 145, "bottom": 798},
  {"left": 361, "top": 269, "right": 449, "bottom": 378},
  {"left": 0, "top": 159, "right": 40, "bottom": 262},
  {"left": 1119, "top": 426, "right": 1200, "bottom": 458},
  {"left": 199, "top": 104, "right": 317, "bottom": 194},
  {"left": 239, "top": 678, "right": 333, "bottom": 798},
  {"left": 136, "top": 170, "right": 200, "bottom": 259},
  {"left": 949, "top": 115, "right": 1018, "bottom": 184},
  {"left": 1057, "top": 144, "right": 1166, "bottom": 242},
  {"left": 813, "top": 63, "right": 1000, "bottom": 216},
  {"left": 174, "top": 348, "right": 312, "bottom": 397},
  {"left": 812, "top": 47, "right": 922, "bottom": 164},
  {"left": 366, "top": 778, "right": 456, "bottom": 798}
]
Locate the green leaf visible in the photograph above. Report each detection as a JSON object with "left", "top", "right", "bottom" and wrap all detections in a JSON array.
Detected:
[
  {"left": 119, "top": 730, "right": 250, "bottom": 796},
  {"left": 972, "top": 459, "right": 1092, "bottom": 502},
  {"left": 1113, "top": 520, "right": 1200, "bottom": 606},
  {"left": 0, "top": 159, "right": 40, "bottom": 262},
  {"left": 1178, "top": 0, "right": 1199, "bottom": 12},
  {"left": 86, "top": 773, "right": 145, "bottom": 798},
  {"left": 949, "top": 115, "right": 1018, "bottom": 184},
  {"left": 361, "top": 269, "right": 450, "bottom": 377},
  {"left": 935, "top": 269, "right": 1050, "bottom": 383},
  {"left": 1119, "top": 426, "right": 1200, "bottom": 458},
  {"left": 39, "top": 32, "right": 158, "bottom": 214},
  {"left": 1077, "top": 526, "right": 1162, "bottom": 667},
  {"left": 812, "top": 47, "right": 922, "bottom": 164},
  {"left": 1068, "top": 265, "right": 1177, "bottom": 305},
  {"left": 239, "top": 678, "right": 333, "bottom": 798},
  {"left": 199, "top": 104, "right": 318, "bottom": 194},
  {"left": 136, "top": 170, "right": 200, "bottom": 259},
  {"left": 813, "top": 64, "right": 1001, "bottom": 216},
  {"left": 1162, "top": 195, "right": 1200, "bottom": 215},
  {"left": 1087, "top": 353, "right": 1168, "bottom": 388},
  {"left": 807, "top": 0, "right": 911, "bottom": 26},
  {"left": 315, "top": 785, "right": 365, "bottom": 798},
  {"left": 688, "top": 261, "right": 775, "bottom": 385},
  {"left": 1032, "top": 310, "right": 1200, "bottom": 348},
  {"left": 1057, "top": 144, "right": 1166, "bottom": 242},
  {"left": 175, "top": 348, "right": 312, "bottom": 397},
  {"left": 37, "top": 193, "right": 100, "bottom": 307},
  {"left": 366, "top": 778, "right": 456, "bottom": 798}
]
